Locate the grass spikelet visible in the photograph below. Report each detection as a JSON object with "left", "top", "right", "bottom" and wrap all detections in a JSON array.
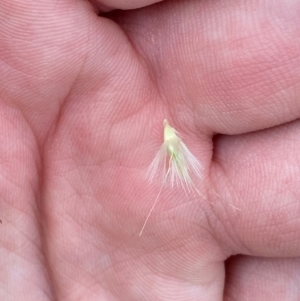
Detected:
[{"left": 139, "top": 119, "right": 205, "bottom": 236}]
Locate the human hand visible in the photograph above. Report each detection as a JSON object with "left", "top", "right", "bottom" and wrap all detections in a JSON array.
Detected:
[{"left": 0, "top": 0, "right": 300, "bottom": 300}]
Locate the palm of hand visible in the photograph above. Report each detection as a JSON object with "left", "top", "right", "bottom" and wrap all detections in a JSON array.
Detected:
[{"left": 1, "top": 1, "right": 300, "bottom": 300}]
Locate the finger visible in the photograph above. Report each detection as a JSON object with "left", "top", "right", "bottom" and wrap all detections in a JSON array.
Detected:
[
  {"left": 212, "top": 119, "right": 300, "bottom": 257},
  {"left": 110, "top": 0, "right": 300, "bottom": 134},
  {"left": 224, "top": 256, "right": 300, "bottom": 300},
  {"left": 94, "top": 0, "right": 163, "bottom": 11}
]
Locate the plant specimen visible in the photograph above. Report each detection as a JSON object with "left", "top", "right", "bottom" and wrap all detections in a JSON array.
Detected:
[{"left": 139, "top": 119, "right": 205, "bottom": 236}]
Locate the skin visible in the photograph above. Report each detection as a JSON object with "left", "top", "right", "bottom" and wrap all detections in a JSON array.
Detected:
[{"left": 0, "top": 0, "right": 300, "bottom": 300}]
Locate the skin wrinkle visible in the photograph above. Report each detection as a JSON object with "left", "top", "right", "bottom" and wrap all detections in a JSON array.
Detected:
[
  {"left": 111, "top": 16, "right": 160, "bottom": 97},
  {"left": 105, "top": 10, "right": 171, "bottom": 108},
  {"left": 208, "top": 154, "right": 239, "bottom": 252},
  {"left": 226, "top": 257, "right": 300, "bottom": 298}
]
